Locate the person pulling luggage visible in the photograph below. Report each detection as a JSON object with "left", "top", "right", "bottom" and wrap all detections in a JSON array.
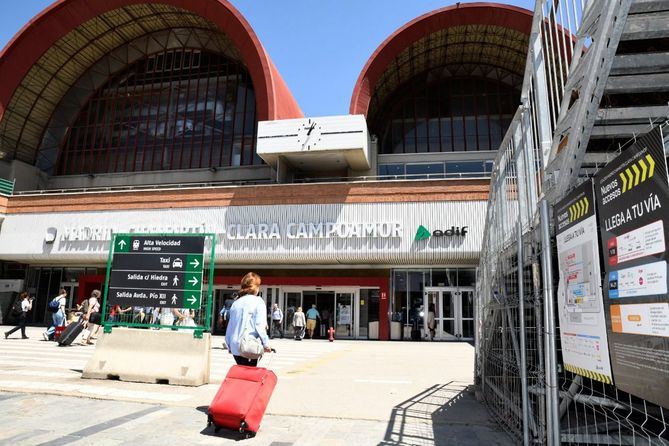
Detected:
[
  {"left": 225, "top": 272, "right": 272, "bottom": 367},
  {"left": 293, "top": 307, "right": 306, "bottom": 340},
  {"left": 43, "top": 288, "right": 67, "bottom": 341},
  {"left": 5, "top": 292, "right": 33, "bottom": 339}
]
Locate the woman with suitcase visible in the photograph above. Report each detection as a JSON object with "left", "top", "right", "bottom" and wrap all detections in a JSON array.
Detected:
[
  {"left": 209, "top": 272, "right": 277, "bottom": 437},
  {"left": 225, "top": 272, "right": 272, "bottom": 366}
]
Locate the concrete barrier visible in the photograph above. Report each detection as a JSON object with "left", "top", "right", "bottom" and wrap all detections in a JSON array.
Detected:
[{"left": 82, "top": 327, "right": 211, "bottom": 386}]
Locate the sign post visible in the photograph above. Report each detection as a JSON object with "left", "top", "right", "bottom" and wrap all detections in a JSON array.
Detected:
[
  {"left": 594, "top": 126, "right": 669, "bottom": 408},
  {"left": 554, "top": 180, "right": 613, "bottom": 384},
  {"left": 102, "top": 233, "right": 215, "bottom": 335}
]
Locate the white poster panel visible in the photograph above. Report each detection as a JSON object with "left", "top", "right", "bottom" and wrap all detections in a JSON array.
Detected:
[{"left": 555, "top": 180, "right": 614, "bottom": 383}]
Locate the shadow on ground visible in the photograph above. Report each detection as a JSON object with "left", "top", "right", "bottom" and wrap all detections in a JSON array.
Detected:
[{"left": 378, "top": 381, "right": 512, "bottom": 446}]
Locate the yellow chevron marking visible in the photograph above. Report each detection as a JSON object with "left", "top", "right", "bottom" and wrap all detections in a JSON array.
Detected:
[
  {"left": 632, "top": 164, "right": 641, "bottom": 187},
  {"left": 569, "top": 205, "right": 574, "bottom": 222},
  {"left": 578, "top": 200, "right": 583, "bottom": 219},
  {"left": 619, "top": 172, "right": 628, "bottom": 193},
  {"left": 639, "top": 158, "right": 648, "bottom": 182},
  {"left": 583, "top": 197, "right": 589, "bottom": 215},
  {"left": 626, "top": 168, "right": 634, "bottom": 193},
  {"left": 646, "top": 154, "right": 655, "bottom": 178}
]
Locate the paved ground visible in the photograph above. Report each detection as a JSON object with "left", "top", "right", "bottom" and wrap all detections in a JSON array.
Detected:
[{"left": 0, "top": 325, "right": 514, "bottom": 445}]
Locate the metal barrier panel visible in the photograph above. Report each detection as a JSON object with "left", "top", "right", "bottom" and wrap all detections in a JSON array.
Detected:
[{"left": 476, "top": 1, "right": 669, "bottom": 445}]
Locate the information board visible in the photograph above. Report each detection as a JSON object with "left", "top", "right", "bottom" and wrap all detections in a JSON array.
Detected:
[
  {"left": 107, "top": 235, "right": 206, "bottom": 309},
  {"left": 555, "top": 180, "right": 613, "bottom": 383},
  {"left": 594, "top": 126, "right": 669, "bottom": 408}
]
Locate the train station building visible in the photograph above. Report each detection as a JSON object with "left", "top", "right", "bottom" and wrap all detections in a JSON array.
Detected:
[{"left": 0, "top": 0, "right": 533, "bottom": 340}]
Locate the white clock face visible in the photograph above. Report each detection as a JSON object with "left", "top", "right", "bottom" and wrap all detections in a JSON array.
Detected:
[{"left": 296, "top": 120, "right": 322, "bottom": 150}]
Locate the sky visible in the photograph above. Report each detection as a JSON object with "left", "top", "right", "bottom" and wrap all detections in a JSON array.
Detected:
[{"left": 0, "top": 0, "right": 533, "bottom": 117}]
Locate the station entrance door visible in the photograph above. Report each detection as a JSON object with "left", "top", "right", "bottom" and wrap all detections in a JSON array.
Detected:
[{"left": 423, "top": 287, "right": 474, "bottom": 341}]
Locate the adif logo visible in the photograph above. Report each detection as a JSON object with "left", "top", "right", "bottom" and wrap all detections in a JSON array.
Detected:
[{"left": 415, "top": 225, "right": 468, "bottom": 241}]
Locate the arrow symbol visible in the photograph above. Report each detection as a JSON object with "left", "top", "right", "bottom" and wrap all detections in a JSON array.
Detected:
[
  {"left": 187, "top": 295, "right": 197, "bottom": 305},
  {"left": 118, "top": 240, "right": 127, "bottom": 249},
  {"left": 189, "top": 276, "right": 199, "bottom": 287},
  {"left": 190, "top": 258, "right": 200, "bottom": 269}
]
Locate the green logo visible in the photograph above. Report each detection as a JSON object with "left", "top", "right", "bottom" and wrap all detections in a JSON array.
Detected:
[{"left": 415, "top": 225, "right": 431, "bottom": 241}]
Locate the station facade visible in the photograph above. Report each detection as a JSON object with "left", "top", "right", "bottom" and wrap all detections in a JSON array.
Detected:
[{"left": 0, "top": 0, "right": 532, "bottom": 340}]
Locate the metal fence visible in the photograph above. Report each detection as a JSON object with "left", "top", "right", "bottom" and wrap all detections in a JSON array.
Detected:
[{"left": 476, "top": 0, "right": 669, "bottom": 444}]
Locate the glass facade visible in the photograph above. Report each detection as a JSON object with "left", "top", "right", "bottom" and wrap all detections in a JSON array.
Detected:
[
  {"left": 391, "top": 268, "right": 477, "bottom": 340},
  {"left": 376, "top": 76, "right": 519, "bottom": 154},
  {"left": 378, "top": 160, "right": 495, "bottom": 179},
  {"left": 57, "top": 49, "right": 257, "bottom": 175}
]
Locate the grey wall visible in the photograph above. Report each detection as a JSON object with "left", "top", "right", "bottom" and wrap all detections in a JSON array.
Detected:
[{"left": 0, "top": 160, "right": 49, "bottom": 192}]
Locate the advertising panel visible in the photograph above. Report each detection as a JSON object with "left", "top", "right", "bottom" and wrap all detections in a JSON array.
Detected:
[
  {"left": 555, "top": 180, "right": 613, "bottom": 383},
  {"left": 594, "top": 126, "right": 669, "bottom": 408}
]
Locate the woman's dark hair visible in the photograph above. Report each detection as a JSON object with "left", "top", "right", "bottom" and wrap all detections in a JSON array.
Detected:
[
  {"left": 239, "top": 272, "right": 261, "bottom": 296},
  {"left": 91, "top": 289, "right": 101, "bottom": 299},
  {"left": 19, "top": 291, "right": 29, "bottom": 299},
  {"left": 59, "top": 288, "right": 67, "bottom": 296}
]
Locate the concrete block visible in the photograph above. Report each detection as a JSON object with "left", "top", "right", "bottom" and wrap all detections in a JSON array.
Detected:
[{"left": 82, "top": 327, "right": 211, "bottom": 386}]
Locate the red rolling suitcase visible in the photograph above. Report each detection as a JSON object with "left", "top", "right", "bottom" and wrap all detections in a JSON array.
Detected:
[{"left": 207, "top": 364, "right": 277, "bottom": 437}]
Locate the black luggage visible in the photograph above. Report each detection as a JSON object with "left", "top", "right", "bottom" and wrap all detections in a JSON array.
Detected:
[{"left": 58, "top": 319, "right": 84, "bottom": 346}]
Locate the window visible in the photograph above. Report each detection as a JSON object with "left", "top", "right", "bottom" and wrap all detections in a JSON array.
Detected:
[
  {"left": 406, "top": 163, "right": 444, "bottom": 179},
  {"left": 378, "top": 164, "right": 404, "bottom": 177},
  {"left": 445, "top": 161, "right": 487, "bottom": 177},
  {"left": 57, "top": 50, "right": 257, "bottom": 175},
  {"left": 375, "top": 75, "right": 520, "bottom": 154}
]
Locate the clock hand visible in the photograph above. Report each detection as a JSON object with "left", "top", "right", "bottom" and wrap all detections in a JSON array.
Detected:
[{"left": 307, "top": 122, "right": 316, "bottom": 136}]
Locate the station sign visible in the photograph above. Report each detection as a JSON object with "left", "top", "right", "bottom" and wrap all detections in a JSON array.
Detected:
[
  {"left": 594, "top": 125, "right": 669, "bottom": 408},
  {"left": 106, "top": 235, "right": 205, "bottom": 309}
]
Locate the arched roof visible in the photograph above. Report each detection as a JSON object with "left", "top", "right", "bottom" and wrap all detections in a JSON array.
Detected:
[
  {"left": 350, "top": 3, "right": 533, "bottom": 119},
  {"left": 0, "top": 0, "right": 302, "bottom": 164}
]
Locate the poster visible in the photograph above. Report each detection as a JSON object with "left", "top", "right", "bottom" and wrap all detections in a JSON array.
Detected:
[
  {"left": 594, "top": 125, "right": 669, "bottom": 408},
  {"left": 555, "top": 180, "right": 613, "bottom": 383}
]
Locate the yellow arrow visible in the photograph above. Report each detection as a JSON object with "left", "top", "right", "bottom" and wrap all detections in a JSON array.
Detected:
[
  {"left": 639, "top": 158, "right": 648, "bottom": 182},
  {"left": 626, "top": 168, "right": 634, "bottom": 192},
  {"left": 646, "top": 154, "right": 655, "bottom": 178},
  {"left": 578, "top": 200, "right": 583, "bottom": 219},
  {"left": 632, "top": 164, "right": 641, "bottom": 187},
  {"left": 583, "top": 197, "right": 589, "bottom": 215},
  {"left": 619, "top": 172, "right": 628, "bottom": 193},
  {"left": 568, "top": 205, "right": 574, "bottom": 222}
]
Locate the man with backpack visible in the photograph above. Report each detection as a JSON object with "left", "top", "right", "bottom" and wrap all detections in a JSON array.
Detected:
[
  {"left": 5, "top": 292, "right": 33, "bottom": 339},
  {"left": 43, "top": 288, "right": 67, "bottom": 341}
]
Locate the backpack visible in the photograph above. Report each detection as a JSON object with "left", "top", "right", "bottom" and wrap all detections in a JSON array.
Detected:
[
  {"left": 11, "top": 299, "right": 23, "bottom": 317},
  {"left": 80, "top": 299, "right": 90, "bottom": 314},
  {"left": 47, "top": 297, "right": 61, "bottom": 313}
]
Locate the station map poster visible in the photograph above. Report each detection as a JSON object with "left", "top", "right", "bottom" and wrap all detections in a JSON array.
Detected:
[
  {"left": 555, "top": 180, "right": 613, "bottom": 383},
  {"left": 594, "top": 126, "right": 669, "bottom": 408}
]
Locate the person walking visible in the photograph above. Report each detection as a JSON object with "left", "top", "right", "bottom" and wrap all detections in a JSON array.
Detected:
[
  {"left": 81, "top": 290, "right": 101, "bottom": 345},
  {"left": 225, "top": 272, "right": 271, "bottom": 367},
  {"left": 305, "top": 304, "right": 320, "bottom": 339},
  {"left": 5, "top": 292, "right": 33, "bottom": 339},
  {"left": 270, "top": 303, "right": 283, "bottom": 339},
  {"left": 43, "top": 288, "right": 67, "bottom": 341},
  {"left": 427, "top": 303, "right": 436, "bottom": 341},
  {"left": 293, "top": 306, "right": 306, "bottom": 340}
]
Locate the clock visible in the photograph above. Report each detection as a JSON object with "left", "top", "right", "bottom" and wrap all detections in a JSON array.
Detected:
[{"left": 296, "top": 119, "right": 322, "bottom": 150}]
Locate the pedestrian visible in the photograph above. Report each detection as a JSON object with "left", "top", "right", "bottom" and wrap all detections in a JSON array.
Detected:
[
  {"left": 43, "top": 288, "right": 67, "bottom": 341},
  {"left": 270, "top": 303, "right": 283, "bottom": 339},
  {"left": 81, "top": 290, "right": 101, "bottom": 345},
  {"left": 225, "top": 272, "right": 272, "bottom": 367},
  {"left": 293, "top": 306, "right": 306, "bottom": 340},
  {"left": 173, "top": 308, "right": 196, "bottom": 326},
  {"left": 109, "top": 304, "right": 131, "bottom": 323},
  {"left": 218, "top": 293, "right": 236, "bottom": 333},
  {"left": 427, "top": 303, "right": 436, "bottom": 341},
  {"left": 305, "top": 304, "right": 320, "bottom": 339},
  {"left": 5, "top": 292, "right": 33, "bottom": 339}
]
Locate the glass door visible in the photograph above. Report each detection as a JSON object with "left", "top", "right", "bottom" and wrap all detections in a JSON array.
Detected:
[
  {"left": 283, "top": 291, "right": 302, "bottom": 337},
  {"left": 459, "top": 288, "right": 475, "bottom": 340},
  {"left": 335, "top": 291, "right": 354, "bottom": 338},
  {"left": 424, "top": 287, "right": 459, "bottom": 340},
  {"left": 60, "top": 282, "right": 79, "bottom": 311}
]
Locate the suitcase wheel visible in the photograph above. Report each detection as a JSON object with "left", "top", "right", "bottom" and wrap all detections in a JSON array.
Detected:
[{"left": 239, "top": 421, "right": 248, "bottom": 433}]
